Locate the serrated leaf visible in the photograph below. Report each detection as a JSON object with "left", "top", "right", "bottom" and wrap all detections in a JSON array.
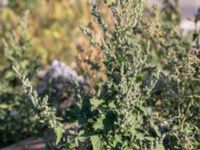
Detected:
[
  {"left": 108, "top": 101, "right": 116, "bottom": 109},
  {"left": 90, "top": 135, "right": 102, "bottom": 150},
  {"left": 112, "top": 135, "right": 122, "bottom": 147},
  {"left": 93, "top": 114, "right": 105, "bottom": 130},
  {"left": 135, "top": 133, "right": 144, "bottom": 140},
  {"left": 54, "top": 124, "right": 63, "bottom": 145},
  {"left": 155, "top": 144, "right": 165, "bottom": 150},
  {"left": 90, "top": 98, "right": 104, "bottom": 110}
]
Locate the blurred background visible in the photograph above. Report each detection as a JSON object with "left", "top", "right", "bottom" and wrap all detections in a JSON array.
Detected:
[{"left": 0, "top": 0, "right": 199, "bottom": 66}]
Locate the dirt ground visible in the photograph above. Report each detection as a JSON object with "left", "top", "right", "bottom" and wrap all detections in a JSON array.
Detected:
[{"left": 0, "top": 137, "right": 45, "bottom": 150}]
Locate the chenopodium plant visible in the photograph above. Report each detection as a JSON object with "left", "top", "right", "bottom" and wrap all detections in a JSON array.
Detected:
[
  {"left": 13, "top": 67, "right": 64, "bottom": 146},
  {"left": 138, "top": 3, "right": 200, "bottom": 149},
  {"left": 72, "top": 0, "right": 199, "bottom": 149},
  {"left": 78, "top": 0, "right": 164, "bottom": 149},
  {"left": 161, "top": 45, "right": 200, "bottom": 150},
  {"left": 15, "top": 1, "right": 165, "bottom": 149},
  {"left": 152, "top": 10, "right": 200, "bottom": 149},
  {"left": 15, "top": 0, "right": 200, "bottom": 150},
  {"left": 0, "top": 12, "right": 41, "bottom": 146}
]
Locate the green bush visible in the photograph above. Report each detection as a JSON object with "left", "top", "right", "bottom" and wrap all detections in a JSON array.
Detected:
[
  {"left": 14, "top": 0, "right": 200, "bottom": 150},
  {"left": 0, "top": 12, "right": 42, "bottom": 147}
]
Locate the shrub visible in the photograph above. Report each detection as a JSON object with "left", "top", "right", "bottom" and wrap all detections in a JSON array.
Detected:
[
  {"left": 0, "top": 12, "right": 41, "bottom": 147},
  {"left": 15, "top": 0, "right": 200, "bottom": 150}
]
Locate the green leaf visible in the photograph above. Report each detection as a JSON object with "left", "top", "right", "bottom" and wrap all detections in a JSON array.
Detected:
[
  {"left": 132, "top": 143, "right": 140, "bottom": 150},
  {"left": 135, "top": 133, "right": 144, "bottom": 140},
  {"left": 90, "top": 135, "right": 103, "bottom": 150},
  {"left": 155, "top": 144, "right": 165, "bottom": 150},
  {"left": 90, "top": 98, "right": 104, "bottom": 110},
  {"left": 151, "top": 121, "right": 161, "bottom": 137},
  {"left": 54, "top": 124, "right": 63, "bottom": 145},
  {"left": 108, "top": 101, "right": 116, "bottom": 109},
  {"left": 112, "top": 135, "right": 122, "bottom": 147},
  {"left": 0, "top": 104, "right": 13, "bottom": 110},
  {"left": 93, "top": 114, "right": 105, "bottom": 130},
  {"left": 145, "top": 137, "right": 155, "bottom": 141},
  {"left": 103, "top": 111, "right": 115, "bottom": 130}
]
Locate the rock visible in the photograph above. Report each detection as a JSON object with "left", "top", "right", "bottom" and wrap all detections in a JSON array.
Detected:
[
  {"left": 45, "top": 59, "right": 83, "bottom": 82},
  {"left": 37, "top": 60, "right": 84, "bottom": 95}
]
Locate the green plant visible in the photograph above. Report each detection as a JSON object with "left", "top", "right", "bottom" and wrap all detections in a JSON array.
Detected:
[
  {"left": 78, "top": 0, "right": 164, "bottom": 149},
  {"left": 18, "top": 0, "right": 164, "bottom": 149},
  {"left": 0, "top": 12, "right": 41, "bottom": 147},
  {"left": 13, "top": 66, "right": 64, "bottom": 146},
  {"left": 15, "top": 0, "right": 200, "bottom": 150}
]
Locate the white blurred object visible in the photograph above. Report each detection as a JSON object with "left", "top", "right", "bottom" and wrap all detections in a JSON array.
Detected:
[
  {"left": 1, "top": 0, "right": 8, "bottom": 6},
  {"left": 49, "top": 59, "right": 83, "bottom": 81},
  {"left": 180, "top": 20, "right": 195, "bottom": 31},
  {"left": 179, "top": 19, "right": 200, "bottom": 36},
  {"left": 37, "top": 60, "right": 84, "bottom": 94}
]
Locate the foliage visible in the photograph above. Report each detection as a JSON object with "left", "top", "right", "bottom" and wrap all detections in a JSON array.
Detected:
[
  {"left": 75, "top": 0, "right": 164, "bottom": 149},
  {"left": 2, "top": 0, "right": 200, "bottom": 150},
  {"left": 57, "top": 0, "right": 199, "bottom": 149},
  {"left": 13, "top": 66, "right": 64, "bottom": 145},
  {"left": 0, "top": 12, "right": 41, "bottom": 147}
]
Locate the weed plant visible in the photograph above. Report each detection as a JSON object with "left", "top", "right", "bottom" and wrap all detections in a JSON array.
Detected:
[
  {"left": 0, "top": 12, "right": 42, "bottom": 146},
  {"left": 12, "top": 0, "right": 200, "bottom": 150}
]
